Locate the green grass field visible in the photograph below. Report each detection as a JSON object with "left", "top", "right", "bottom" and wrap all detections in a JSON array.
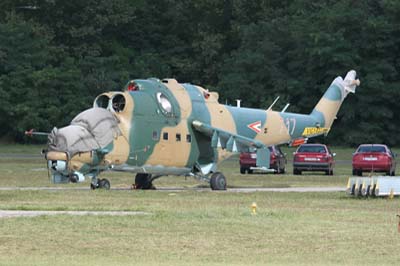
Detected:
[{"left": 0, "top": 145, "right": 399, "bottom": 265}]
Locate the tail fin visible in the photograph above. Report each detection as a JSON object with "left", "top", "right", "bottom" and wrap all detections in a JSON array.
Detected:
[
  {"left": 342, "top": 70, "right": 360, "bottom": 95},
  {"left": 310, "top": 70, "right": 360, "bottom": 130}
]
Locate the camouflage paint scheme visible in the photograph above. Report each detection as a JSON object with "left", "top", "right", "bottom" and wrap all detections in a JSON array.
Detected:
[{"left": 46, "top": 70, "right": 359, "bottom": 188}]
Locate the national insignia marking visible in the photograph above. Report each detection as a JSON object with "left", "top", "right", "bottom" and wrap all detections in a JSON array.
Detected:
[{"left": 247, "top": 121, "right": 262, "bottom": 133}]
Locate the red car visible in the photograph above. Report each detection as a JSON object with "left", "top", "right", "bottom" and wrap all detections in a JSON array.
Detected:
[
  {"left": 352, "top": 144, "right": 396, "bottom": 176},
  {"left": 239, "top": 146, "right": 286, "bottom": 174},
  {"left": 293, "top": 144, "right": 335, "bottom": 175}
]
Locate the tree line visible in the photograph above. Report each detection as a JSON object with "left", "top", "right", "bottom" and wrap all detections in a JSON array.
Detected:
[{"left": 0, "top": 0, "right": 399, "bottom": 146}]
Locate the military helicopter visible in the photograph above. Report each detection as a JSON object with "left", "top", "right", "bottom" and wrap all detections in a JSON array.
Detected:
[{"left": 40, "top": 70, "right": 359, "bottom": 190}]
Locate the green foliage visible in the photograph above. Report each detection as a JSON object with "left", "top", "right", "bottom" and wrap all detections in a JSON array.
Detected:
[
  {"left": 0, "top": 13, "right": 55, "bottom": 140},
  {"left": 0, "top": 0, "right": 399, "bottom": 145}
]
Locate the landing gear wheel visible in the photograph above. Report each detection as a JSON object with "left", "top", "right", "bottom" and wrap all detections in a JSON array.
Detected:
[
  {"left": 325, "top": 169, "right": 333, "bottom": 175},
  {"left": 210, "top": 172, "right": 227, "bottom": 190},
  {"left": 70, "top": 174, "right": 79, "bottom": 183},
  {"left": 90, "top": 178, "right": 111, "bottom": 190},
  {"left": 98, "top": 179, "right": 110, "bottom": 190},
  {"left": 134, "top": 173, "right": 154, "bottom": 190}
]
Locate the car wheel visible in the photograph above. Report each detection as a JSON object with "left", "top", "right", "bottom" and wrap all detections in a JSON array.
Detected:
[
  {"left": 392, "top": 171, "right": 396, "bottom": 176},
  {"left": 240, "top": 167, "right": 246, "bottom": 174},
  {"left": 352, "top": 168, "right": 357, "bottom": 176},
  {"left": 329, "top": 169, "right": 333, "bottom": 176},
  {"left": 325, "top": 170, "right": 330, "bottom": 175},
  {"left": 357, "top": 170, "right": 362, "bottom": 176},
  {"left": 248, "top": 169, "right": 253, "bottom": 174},
  {"left": 280, "top": 167, "right": 286, "bottom": 174},
  {"left": 275, "top": 163, "right": 281, "bottom": 174},
  {"left": 293, "top": 169, "right": 301, "bottom": 175}
]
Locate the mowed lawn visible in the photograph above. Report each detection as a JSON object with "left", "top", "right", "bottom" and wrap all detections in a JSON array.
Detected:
[{"left": 0, "top": 145, "right": 399, "bottom": 265}]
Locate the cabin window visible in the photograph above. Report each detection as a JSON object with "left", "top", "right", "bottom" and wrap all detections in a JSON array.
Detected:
[
  {"left": 186, "top": 134, "right": 191, "bottom": 143},
  {"left": 94, "top": 95, "right": 110, "bottom": 109},
  {"left": 111, "top": 94, "right": 126, "bottom": 112},
  {"left": 176, "top": 133, "right": 181, "bottom": 142},
  {"left": 156, "top": 92, "right": 173, "bottom": 115},
  {"left": 152, "top": 131, "right": 159, "bottom": 140},
  {"left": 163, "top": 132, "right": 169, "bottom": 140}
]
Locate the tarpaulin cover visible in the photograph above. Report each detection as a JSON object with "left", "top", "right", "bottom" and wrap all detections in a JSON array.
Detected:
[{"left": 47, "top": 108, "right": 121, "bottom": 156}]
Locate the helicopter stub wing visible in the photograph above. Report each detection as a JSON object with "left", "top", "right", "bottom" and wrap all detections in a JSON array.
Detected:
[
  {"left": 192, "top": 120, "right": 270, "bottom": 168},
  {"left": 192, "top": 120, "right": 265, "bottom": 152}
]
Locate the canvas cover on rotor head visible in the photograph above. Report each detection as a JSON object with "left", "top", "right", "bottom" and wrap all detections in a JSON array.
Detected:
[{"left": 47, "top": 108, "right": 121, "bottom": 156}]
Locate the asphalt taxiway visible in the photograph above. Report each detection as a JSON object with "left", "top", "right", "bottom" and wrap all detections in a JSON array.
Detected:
[
  {"left": 0, "top": 186, "right": 345, "bottom": 218},
  {"left": 0, "top": 186, "right": 345, "bottom": 193}
]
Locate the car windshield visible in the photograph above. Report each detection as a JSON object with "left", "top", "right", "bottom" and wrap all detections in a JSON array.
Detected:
[
  {"left": 298, "top": 145, "right": 326, "bottom": 153},
  {"left": 358, "top": 145, "right": 386, "bottom": 153}
]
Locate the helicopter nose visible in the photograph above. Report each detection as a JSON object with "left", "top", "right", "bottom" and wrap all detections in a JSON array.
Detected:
[
  {"left": 46, "top": 152, "right": 68, "bottom": 173},
  {"left": 45, "top": 151, "right": 71, "bottom": 183},
  {"left": 49, "top": 159, "right": 67, "bottom": 172}
]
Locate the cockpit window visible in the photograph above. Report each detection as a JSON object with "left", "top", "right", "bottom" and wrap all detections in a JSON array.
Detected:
[
  {"left": 156, "top": 92, "right": 172, "bottom": 114},
  {"left": 112, "top": 94, "right": 126, "bottom": 112},
  {"left": 94, "top": 95, "right": 110, "bottom": 109}
]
